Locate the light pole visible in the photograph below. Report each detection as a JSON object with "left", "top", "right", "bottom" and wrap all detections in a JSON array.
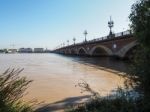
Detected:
[
  {"left": 108, "top": 16, "right": 114, "bottom": 36},
  {"left": 73, "top": 37, "right": 76, "bottom": 45},
  {"left": 108, "top": 17, "right": 116, "bottom": 53},
  {"left": 67, "top": 40, "right": 69, "bottom": 46},
  {"left": 10, "top": 44, "right": 15, "bottom": 49},
  {"left": 83, "top": 30, "right": 88, "bottom": 42}
]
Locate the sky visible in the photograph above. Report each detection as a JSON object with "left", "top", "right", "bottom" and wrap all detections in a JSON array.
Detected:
[{"left": 0, "top": 0, "right": 135, "bottom": 50}]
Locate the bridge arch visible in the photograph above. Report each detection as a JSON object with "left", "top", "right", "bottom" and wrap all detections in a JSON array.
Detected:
[
  {"left": 77, "top": 47, "right": 87, "bottom": 55},
  {"left": 89, "top": 45, "right": 113, "bottom": 56},
  {"left": 61, "top": 50, "right": 65, "bottom": 54},
  {"left": 65, "top": 49, "right": 72, "bottom": 54},
  {"left": 117, "top": 41, "right": 138, "bottom": 58},
  {"left": 70, "top": 49, "right": 77, "bottom": 55}
]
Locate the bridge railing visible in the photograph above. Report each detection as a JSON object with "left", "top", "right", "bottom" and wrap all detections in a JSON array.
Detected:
[
  {"left": 87, "top": 30, "right": 132, "bottom": 44},
  {"left": 115, "top": 30, "right": 131, "bottom": 38},
  {"left": 89, "top": 35, "right": 108, "bottom": 42},
  {"left": 55, "top": 30, "right": 133, "bottom": 50},
  {"left": 123, "top": 30, "right": 132, "bottom": 35},
  {"left": 115, "top": 32, "right": 122, "bottom": 37}
]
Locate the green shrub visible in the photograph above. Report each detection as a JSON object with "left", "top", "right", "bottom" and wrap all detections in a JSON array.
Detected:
[
  {"left": 0, "top": 68, "right": 33, "bottom": 112},
  {"left": 66, "top": 81, "right": 141, "bottom": 112}
]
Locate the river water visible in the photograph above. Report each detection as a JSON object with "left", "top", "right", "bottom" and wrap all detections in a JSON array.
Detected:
[{"left": 0, "top": 53, "right": 129, "bottom": 111}]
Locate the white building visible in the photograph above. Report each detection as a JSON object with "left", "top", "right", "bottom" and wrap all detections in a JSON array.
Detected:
[
  {"left": 18, "top": 48, "right": 32, "bottom": 53},
  {"left": 8, "top": 49, "right": 17, "bottom": 53},
  {"left": 34, "top": 48, "right": 44, "bottom": 53}
]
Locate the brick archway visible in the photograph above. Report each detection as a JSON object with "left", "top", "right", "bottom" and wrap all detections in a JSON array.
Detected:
[
  {"left": 89, "top": 45, "right": 113, "bottom": 56},
  {"left": 77, "top": 47, "right": 87, "bottom": 55},
  {"left": 117, "top": 41, "right": 138, "bottom": 58}
]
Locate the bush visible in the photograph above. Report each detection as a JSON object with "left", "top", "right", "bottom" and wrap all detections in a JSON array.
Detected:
[
  {"left": 0, "top": 68, "right": 33, "bottom": 112},
  {"left": 66, "top": 81, "right": 142, "bottom": 112}
]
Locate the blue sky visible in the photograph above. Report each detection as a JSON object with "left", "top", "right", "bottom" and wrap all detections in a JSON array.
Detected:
[{"left": 0, "top": 0, "right": 135, "bottom": 49}]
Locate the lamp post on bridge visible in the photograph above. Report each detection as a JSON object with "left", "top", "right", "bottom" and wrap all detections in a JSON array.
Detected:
[
  {"left": 108, "top": 16, "right": 114, "bottom": 37},
  {"left": 108, "top": 16, "right": 117, "bottom": 53},
  {"left": 73, "top": 37, "right": 76, "bottom": 45},
  {"left": 67, "top": 40, "right": 69, "bottom": 46},
  {"left": 10, "top": 44, "right": 15, "bottom": 49},
  {"left": 83, "top": 30, "right": 88, "bottom": 42},
  {"left": 63, "top": 43, "right": 65, "bottom": 47}
]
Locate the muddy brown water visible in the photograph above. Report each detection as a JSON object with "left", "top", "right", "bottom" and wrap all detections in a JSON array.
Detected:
[{"left": 0, "top": 53, "right": 129, "bottom": 112}]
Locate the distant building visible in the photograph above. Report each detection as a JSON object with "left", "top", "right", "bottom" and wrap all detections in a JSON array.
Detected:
[
  {"left": 8, "top": 49, "right": 17, "bottom": 53},
  {"left": 34, "top": 48, "right": 44, "bottom": 53},
  {"left": 18, "top": 48, "right": 33, "bottom": 53},
  {"left": 0, "top": 49, "right": 4, "bottom": 53},
  {"left": 3, "top": 49, "right": 8, "bottom": 53},
  {"left": 0, "top": 49, "right": 8, "bottom": 53}
]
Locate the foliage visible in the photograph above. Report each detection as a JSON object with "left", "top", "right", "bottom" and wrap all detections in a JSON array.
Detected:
[
  {"left": 67, "top": 98, "right": 141, "bottom": 112},
  {"left": 129, "top": 0, "right": 150, "bottom": 111},
  {"left": 129, "top": 0, "right": 150, "bottom": 100},
  {"left": 66, "top": 81, "right": 142, "bottom": 112},
  {"left": 0, "top": 69, "right": 33, "bottom": 112},
  {"left": 75, "top": 80, "right": 100, "bottom": 99},
  {"left": 129, "top": 0, "right": 150, "bottom": 49}
]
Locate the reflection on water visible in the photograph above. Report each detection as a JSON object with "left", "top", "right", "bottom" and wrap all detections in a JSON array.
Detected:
[
  {"left": 67, "top": 55, "right": 129, "bottom": 73},
  {"left": 0, "top": 53, "right": 129, "bottom": 111}
]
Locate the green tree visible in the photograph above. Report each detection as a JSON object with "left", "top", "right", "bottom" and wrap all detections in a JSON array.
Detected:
[
  {"left": 129, "top": 0, "right": 150, "bottom": 111},
  {"left": 130, "top": 0, "right": 150, "bottom": 49}
]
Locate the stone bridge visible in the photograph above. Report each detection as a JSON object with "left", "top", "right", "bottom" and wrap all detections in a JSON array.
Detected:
[{"left": 53, "top": 31, "right": 138, "bottom": 59}]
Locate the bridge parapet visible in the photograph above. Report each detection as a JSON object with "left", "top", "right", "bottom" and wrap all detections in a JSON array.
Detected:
[
  {"left": 55, "top": 30, "right": 132, "bottom": 50},
  {"left": 54, "top": 30, "right": 137, "bottom": 59}
]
